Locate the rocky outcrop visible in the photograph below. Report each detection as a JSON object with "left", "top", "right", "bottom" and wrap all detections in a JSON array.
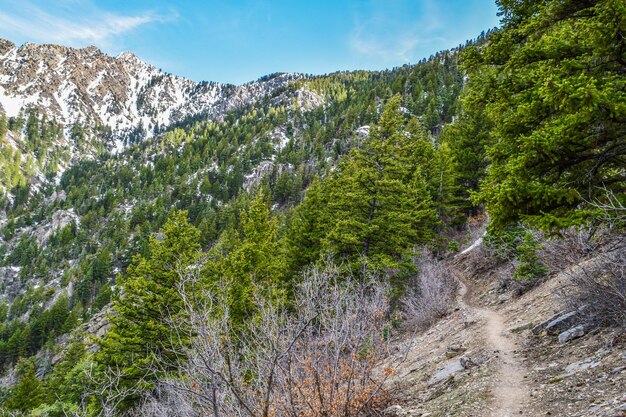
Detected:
[
  {"left": 545, "top": 310, "right": 581, "bottom": 335},
  {"left": 33, "top": 209, "right": 79, "bottom": 245},
  {"left": 427, "top": 356, "right": 473, "bottom": 386}
]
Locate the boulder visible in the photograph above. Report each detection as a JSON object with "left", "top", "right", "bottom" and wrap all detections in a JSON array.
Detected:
[
  {"left": 545, "top": 311, "right": 580, "bottom": 335},
  {"left": 558, "top": 325, "right": 586, "bottom": 344},
  {"left": 563, "top": 358, "right": 601, "bottom": 377},
  {"left": 531, "top": 312, "right": 561, "bottom": 335}
]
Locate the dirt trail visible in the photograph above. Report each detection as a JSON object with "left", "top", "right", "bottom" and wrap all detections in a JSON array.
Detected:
[{"left": 456, "top": 273, "right": 531, "bottom": 416}]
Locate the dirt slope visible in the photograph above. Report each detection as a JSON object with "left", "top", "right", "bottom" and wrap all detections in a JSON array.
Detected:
[{"left": 384, "top": 243, "right": 626, "bottom": 417}]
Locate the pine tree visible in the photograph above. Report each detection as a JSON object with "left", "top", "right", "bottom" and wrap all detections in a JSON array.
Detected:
[
  {"left": 0, "top": 114, "right": 7, "bottom": 138},
  {"left": 440, "top": 108, "right": 490, "bottom": 217},
  {"left": 285, "top": 176, "right": 329, "bottom": 275},
  {"left": 26, "top": 111, "right": 41, "bottom": 153},
  {"left": 5, "top": 358, "right": 44, "bottom": 412},
  {"left": 96, "top": 210, "right": 201, "bottom": 394},
  {"left": 468, "top": 0, "right": 626, "bottom": 230},
  {"left": 218, "top": 194, "right": 285, "bottom": 324},
  {"left": 42, "top": 338, "right": 87, "bottom": 407},
  {"left": 323, "top": 95, "right": 438, "bottom": 275}
]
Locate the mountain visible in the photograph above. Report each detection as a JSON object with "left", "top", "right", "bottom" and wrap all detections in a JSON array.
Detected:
[
  {"left": 0, "top": 32, "right": 465, "bottom": 328},
  {"left": 0, "top": 0, "right": 624, "bottom": 413},
  {"left": 0, "top": 38, "right": 308, "bottom": 152}
]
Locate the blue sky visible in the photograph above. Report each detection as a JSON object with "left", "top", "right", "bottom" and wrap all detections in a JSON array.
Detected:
[{"left": 0, "top": 0, "right": 501, "bottom": 84}]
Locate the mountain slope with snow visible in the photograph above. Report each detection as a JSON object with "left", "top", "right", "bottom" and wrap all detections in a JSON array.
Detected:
[{"left": 0, "top": 38, "right": 303, "bottom": 151}]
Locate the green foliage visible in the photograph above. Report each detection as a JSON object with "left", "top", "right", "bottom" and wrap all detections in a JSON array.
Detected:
[
  {"left": 0, "top": 45, "right": 470, "bottom": 412},
  {"left": 285, "top": 176, "right": 329, "bottom": 275},
  {"left": 205, "top": 193, "right": 286, "bottom": 325},
  {"left": 96, "top": 210, "right": 201, "bottom": 396},
  {"left": 468, "top": 0, "right": 626, "bottom": 231},
  {"left": 0, "top": 114, "right": 7, "bottom": 138},
  {"left": 323, "top": 96, "right": 438, "bottom": 274},
  {"left": 513, "top": 230, "right": 548, "bottom": 281},
  {"left": 3, "top": 358, "right": 44, "bottom": 412},
  {"left": 484, "top": 226, "right": 548, "bottom": 281},
  {"left": 440, "top": 107, "right": 491, "bottom": 218}
]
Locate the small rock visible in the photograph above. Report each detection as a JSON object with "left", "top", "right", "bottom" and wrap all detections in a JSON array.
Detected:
[
  {"left": 558, "top": 325, "right": 585, "bottom": 344},
  {"left": 508, "top": 322, "right": 532, "bottom": 333},
  {"left": 460, "top": 357, "right": 474, "bottom": 369},
  {"left": 498, "top": 293, "right": 511, "bottom": 303},
  {"left": 448, "top": 343, "right": 463, "bottom": 352},
  {"left": 563, "top": 358, "right": 601, "bottom": 377},
  {"left": 445, "top": 344, "right": 465, "bottom": 358},
  {"left": 612, "top": 366, "right": 626, "bottom": 374},
  {"left": 383, "top": 405, "right": 404, "bottom": 416},
  {"left": 427, "top": 358, "right": 467, "bottom": 386}
]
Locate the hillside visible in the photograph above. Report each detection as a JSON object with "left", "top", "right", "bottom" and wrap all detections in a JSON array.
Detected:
[
  {"left": 384, "top": 232, "right": 626, "bottom": 417},
  {"left": 0, "top": 0, "right": 624, "bottom": 415},
  {"left": 0, "top": 33, "right": 466, "bottom": 401}
]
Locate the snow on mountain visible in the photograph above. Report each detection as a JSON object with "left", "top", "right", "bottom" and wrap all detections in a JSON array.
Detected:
[{"left": 0, "top": 38, "right": 304, "bottom": 151}]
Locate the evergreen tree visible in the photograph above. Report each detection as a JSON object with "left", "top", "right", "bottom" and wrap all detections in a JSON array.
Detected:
[
  {"left": 218, "top": 193, "right": 285, "bottom": 324},
  {"left": 285, "top": 176, "right": 329, "bottom": 275},
  {"left": 0, "top": 114, "right": 7, "bottom": 138},
  {"left": 467, "top": 0, "right": 626, "bottom": 230},
  {"left": 323, "top": 96, "right": 438, "bottom": 275},
  {"left": 96, "top": 210, "right": 201, "bottom": 395},
  {"left": 4, "top": 358, "right": 44, "bottom": 412},
  {"left": 441, "top": 108, "right": 491, "bottom": 217}
]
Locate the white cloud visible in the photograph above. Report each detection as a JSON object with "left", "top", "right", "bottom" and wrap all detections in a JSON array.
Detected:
[
  {"left": 0, "top": 1, "right": 175, "bottom": 49},
  {"left": 348, "top": 0, "right": 449, "bottom": 63}
]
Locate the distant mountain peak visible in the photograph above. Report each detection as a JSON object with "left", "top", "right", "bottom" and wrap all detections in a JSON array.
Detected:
[{"left": 0, "top": 37, "right": 310, "bottom": 153}]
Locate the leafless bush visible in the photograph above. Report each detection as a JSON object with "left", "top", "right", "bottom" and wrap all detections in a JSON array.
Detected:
[
  {"left": 132, "top": 384, "right": 195, "bottom": 417},
  {"left": 401, "top": 250, "right": 458, "bottom": 331},
  {"left": 132, "top": 261, "right": 395, "bottom": 417},
  {"left": 60, "top": 363, "right": 146, "bottom": 417},
  {"left": 560, "top": 188, "right": 626, "bottom": 329},
  {"left": 564, "top": 249, "right": 626, "bottom": 330},
  {"left": 590, "top": 187, "right": 626, "bottom": 227},
  {"left": 538, "top": 228, "right": 596, "bottom": 273}
]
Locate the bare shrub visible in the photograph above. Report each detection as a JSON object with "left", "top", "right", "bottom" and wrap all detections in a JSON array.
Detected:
[
  {"left": 133, "top": 262, "right": 395, "bottom": 417},
  {"left": 132, "top": 384, "right": 196, "bottom": 417},
  {"left": 538, "top": 227, "right": 596, "bottom": 273},
  {"left": 590, "top": 187, "right": 626, "bottom": 231},
  {"left": 560, "top": 188, "right": 626, "bottom": 330},
  {"left": 58, "top": 363, "right": 147, "bottom": 417},
  {"left": 564, "top": 249, "right": 626, "bottom": 330},
  {"left": 401, "top": 250, "right": 458, "bottom": 331}
]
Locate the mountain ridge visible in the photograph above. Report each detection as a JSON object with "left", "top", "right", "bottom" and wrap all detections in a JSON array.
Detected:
[{"left": 0, "top": 37, "right": 308, "bottom": 151}]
